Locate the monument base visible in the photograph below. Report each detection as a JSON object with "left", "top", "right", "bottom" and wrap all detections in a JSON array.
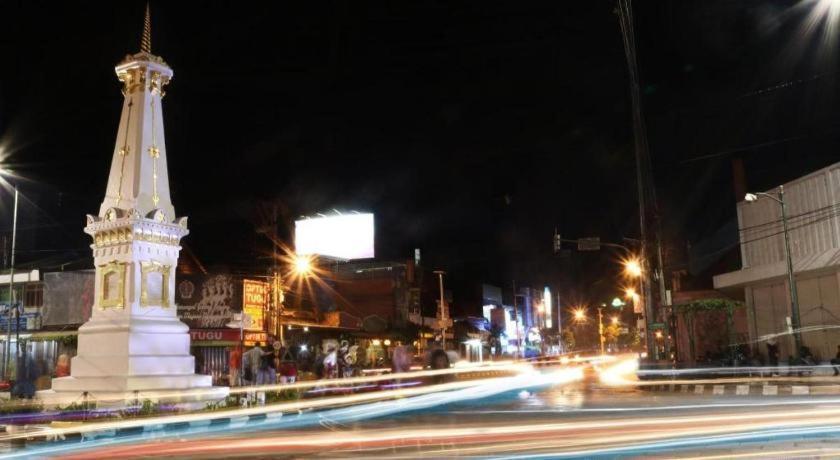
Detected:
[{"left": 39, "top": 377, "right": 228, "bottom": 409}]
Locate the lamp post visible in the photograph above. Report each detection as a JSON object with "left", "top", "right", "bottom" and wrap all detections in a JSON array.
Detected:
[
  {"left": 287, "top": 254, "right": 314, "bottom": 347},
  {"left": 745, "top": 186, "right": 802, "bottom": 358},
  {"left": 598, "top": 304, "right": 605, "bottom": 355},
  {"left": 623, "top": 256, "right": 654, "bottom": 359},
  {"left": 1, "top": 174, "right": 19, "bottom": 381}
]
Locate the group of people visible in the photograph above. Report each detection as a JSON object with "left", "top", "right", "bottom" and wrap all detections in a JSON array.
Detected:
[{"left": 228, "top": 343, "right": 297, "bottom": 387}]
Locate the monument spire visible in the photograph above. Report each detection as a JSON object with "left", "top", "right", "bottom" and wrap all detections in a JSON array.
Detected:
[
  {"left": 141, "top": 3, "right": 152, "bottom": 53},
  {"left": 100, "top": 1, "right": 174, "bottom": 221}
]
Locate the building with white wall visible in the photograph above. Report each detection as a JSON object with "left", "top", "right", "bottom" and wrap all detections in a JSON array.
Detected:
[{"left": 714, "top": 162, "right": 840, "bottom": 361}]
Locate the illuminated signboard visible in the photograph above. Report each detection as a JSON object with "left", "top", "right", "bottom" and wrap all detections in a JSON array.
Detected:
[
  {"left": 543, "top": 287, "right": 553, "bottom": 329},
  {"left": 295, "top": 213, "right": 375, "bottom": 260},
  {"left": 242, "top": 279, "right": 268, "bottom": 331}
]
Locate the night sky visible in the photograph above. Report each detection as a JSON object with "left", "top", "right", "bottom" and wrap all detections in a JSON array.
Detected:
[{"left": 2, "top": 1, "right": 840, "bottom": 315}]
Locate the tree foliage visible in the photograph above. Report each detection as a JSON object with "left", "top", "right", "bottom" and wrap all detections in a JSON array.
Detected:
[{"left": 674, "top": 298, "right": 744, "bottom": 313}]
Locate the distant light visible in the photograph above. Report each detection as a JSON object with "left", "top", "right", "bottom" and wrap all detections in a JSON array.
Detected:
[
  {"left": 611, "top": 316, "right": 620, "bottom": 325},
  {"left": 300, "top": 344, "right": 308, "bottom": 352},
  {"left": 744, "top": 193, "right": 758, "bottom": 202},
  {"left": 611, "top": 297, "right": 625, "bottom": 308},
  {"left": 383, "top": 339, "right": 391, "bottom": 346},
  {"left": 303, "top": 326, "right": 309, "bottom": 332},
  {"left": 372, "top": 339, "right": 381, "bottom": 346},
  {"left": 572, "top": 308, "right": 587, "bottom": 322}
]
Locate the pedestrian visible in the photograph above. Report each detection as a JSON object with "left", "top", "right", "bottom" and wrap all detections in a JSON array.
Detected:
[
  {"left": 831, "top": 345, "right": 840, "bottom": 376},
  {"left": 257, "top": 344, "right": 276, "bottom": 386},
  {"left": 55, "top": 353, "right": 71, "bottom": 378},
  {"left": 242, "top": 343, "right": 264, "bottom": 385},
  {"left": 766, "top": 338, "right": 779, "bottom": 372},
  {"left": 229, "top": 345, "right": 242, "bottom": 386}
]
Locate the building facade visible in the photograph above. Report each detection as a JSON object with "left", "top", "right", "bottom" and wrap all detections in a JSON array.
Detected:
[{"left": 715, "top": 162, "right": 840, "bottom": 362}]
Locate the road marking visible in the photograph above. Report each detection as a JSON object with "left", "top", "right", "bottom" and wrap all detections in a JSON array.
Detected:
[
  {"left": 763, "top": 385, "right": 778, "bottom": 396},
  {"left": 791, "top": 385, "right": 809, "bottom": 395},
  {"left": 735, "top": 385, "right": 750, "bottom": 395},
  {"left": 694, "top": 385, "right": 705, "bottom": 395},
  {"left": 712, "top": 385, "right": 725, "bottom": 395}
]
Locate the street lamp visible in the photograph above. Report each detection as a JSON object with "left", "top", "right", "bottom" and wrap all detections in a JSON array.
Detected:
[
  {"left": 292, "top": 254, "right": 313, "bottom": 276},
  {"left": 0, "top": 167, "right": 18, "bottom": 381},
  {"left": 572, "top": 307, "right": 587, "bottom": 323},
  {"left": 745, "top": 186, "right": 802, "bottom": 357},
  {"left": 623, "top": 257, "right": 643, "bottom": 278}
]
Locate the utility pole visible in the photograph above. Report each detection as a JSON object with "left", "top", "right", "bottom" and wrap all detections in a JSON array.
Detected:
[
  {"left": 512, "top": 281, "right": 522, "bottom": 359},
  {"left": 618, "top": 0, "right": 657, "bottom": 360},
  {"left": 433, "top": 270, "right": 447, "bottom": 349}
]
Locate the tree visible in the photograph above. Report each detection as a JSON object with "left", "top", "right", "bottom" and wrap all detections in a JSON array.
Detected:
[
  {"left": 561, "top": 328, "right": 576, "bottom": 351},
  {"left": 604, "top": 324, "right": 621, "bottom": 344}
]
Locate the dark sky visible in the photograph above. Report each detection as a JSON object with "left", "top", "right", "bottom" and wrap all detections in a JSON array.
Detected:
[{"left": 1, "top": 1, "right": 840, "bottom": 314}]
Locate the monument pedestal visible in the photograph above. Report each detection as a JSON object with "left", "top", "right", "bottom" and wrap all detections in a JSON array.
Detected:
[{"left": 43, "top": 316, "right": 227, "bottom": 407}]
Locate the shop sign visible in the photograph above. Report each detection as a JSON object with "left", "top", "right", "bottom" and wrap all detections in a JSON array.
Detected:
[
  {"left": 190, "top": 329, "right": 240, "bottom": 342},
  {"left": 242, "top": 279, "right": 268, "bottom": 331},
  {"left": 177, "top": 274, "right": 240, "bottom": 328},
  {"left": 244, "top": 331, "right": 268, "bottom": 346}
]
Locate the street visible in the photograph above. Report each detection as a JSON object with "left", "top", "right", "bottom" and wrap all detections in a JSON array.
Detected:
[{"left": 6, "top": 360, "right": 840, "bottom": 458}]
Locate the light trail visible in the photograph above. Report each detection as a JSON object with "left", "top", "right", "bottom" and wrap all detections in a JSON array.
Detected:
[
  {"left": 50, "top": 404, "right": 840, "bottom": 458},
  {"left": 2, "top": 367, "right": 585, "bottom": 458},
  {"left": 34, "top": 359, "right": 534, "bottom": 407}
]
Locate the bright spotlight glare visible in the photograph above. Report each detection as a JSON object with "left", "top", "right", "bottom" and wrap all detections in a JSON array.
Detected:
[{"left": 293, "top": 255, "right": 313, "bottom": 275}]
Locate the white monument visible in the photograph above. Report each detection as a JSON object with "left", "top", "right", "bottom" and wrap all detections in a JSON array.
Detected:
[{"left": 48, "top": 7, "right": 220, "bottom": 402}]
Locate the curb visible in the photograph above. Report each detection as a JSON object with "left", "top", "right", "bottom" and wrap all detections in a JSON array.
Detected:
[{"left": 643, "top": 383, "right": 840, "bottom": 396}]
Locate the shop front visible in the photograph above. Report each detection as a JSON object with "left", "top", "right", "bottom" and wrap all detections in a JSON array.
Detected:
[{"left": 177, "top": 274, "right": 271, "bottom": 386}]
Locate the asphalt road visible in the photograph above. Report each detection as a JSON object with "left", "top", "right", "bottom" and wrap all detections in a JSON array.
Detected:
[{"left": 42, "top": 372, "right": 840, "bottom": 459}]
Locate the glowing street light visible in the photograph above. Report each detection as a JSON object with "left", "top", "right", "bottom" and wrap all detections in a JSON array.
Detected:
[
  {"left": 624, "top": 287, "right": 638, "bottom": 300},
  {"left": 623, "top": 258, "right": 642, "bottom": 278},
  {"left": 572, "top": 307, "right": 587, "bottom": 323},
  {"left": 292, "top": 254, "right": 313, "bottom": 276},
  {"left": 611, "top": 316, "right": 620, "bottom": 325}
]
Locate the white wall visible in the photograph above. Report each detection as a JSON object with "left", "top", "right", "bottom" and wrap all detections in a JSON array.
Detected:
[
  {"left": 738, "top": 163, "right": 840, "bottom": 269},
  {"left": 749, "top": 273, "right": 840, "bottom": 361}
]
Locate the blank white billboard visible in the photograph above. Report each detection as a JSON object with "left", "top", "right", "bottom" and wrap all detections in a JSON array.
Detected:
[{"left": 295, "top": 213, "right": 375, "bottom": 260}]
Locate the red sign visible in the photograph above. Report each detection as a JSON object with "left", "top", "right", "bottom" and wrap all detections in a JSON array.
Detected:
[{"left": 190, "top": 329, "right": 240, "bottom": 342}]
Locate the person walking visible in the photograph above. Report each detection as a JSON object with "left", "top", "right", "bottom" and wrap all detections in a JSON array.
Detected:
[
  {"left": 228, "top": 345, "right": 242, "bottom": 386},
  {"left": 242, "top": 343, "right": 264, "bottom": 385},
  {"left": 256, "top": 344, "right": 276, "bottom": 386},
  {"left": 766, "top": 339, "right": 780, "bottom": 376}
]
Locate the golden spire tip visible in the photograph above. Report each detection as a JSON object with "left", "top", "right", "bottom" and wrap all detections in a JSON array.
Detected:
[{"left": 140, "top": 2, "right": 152, "bottom": 53}]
